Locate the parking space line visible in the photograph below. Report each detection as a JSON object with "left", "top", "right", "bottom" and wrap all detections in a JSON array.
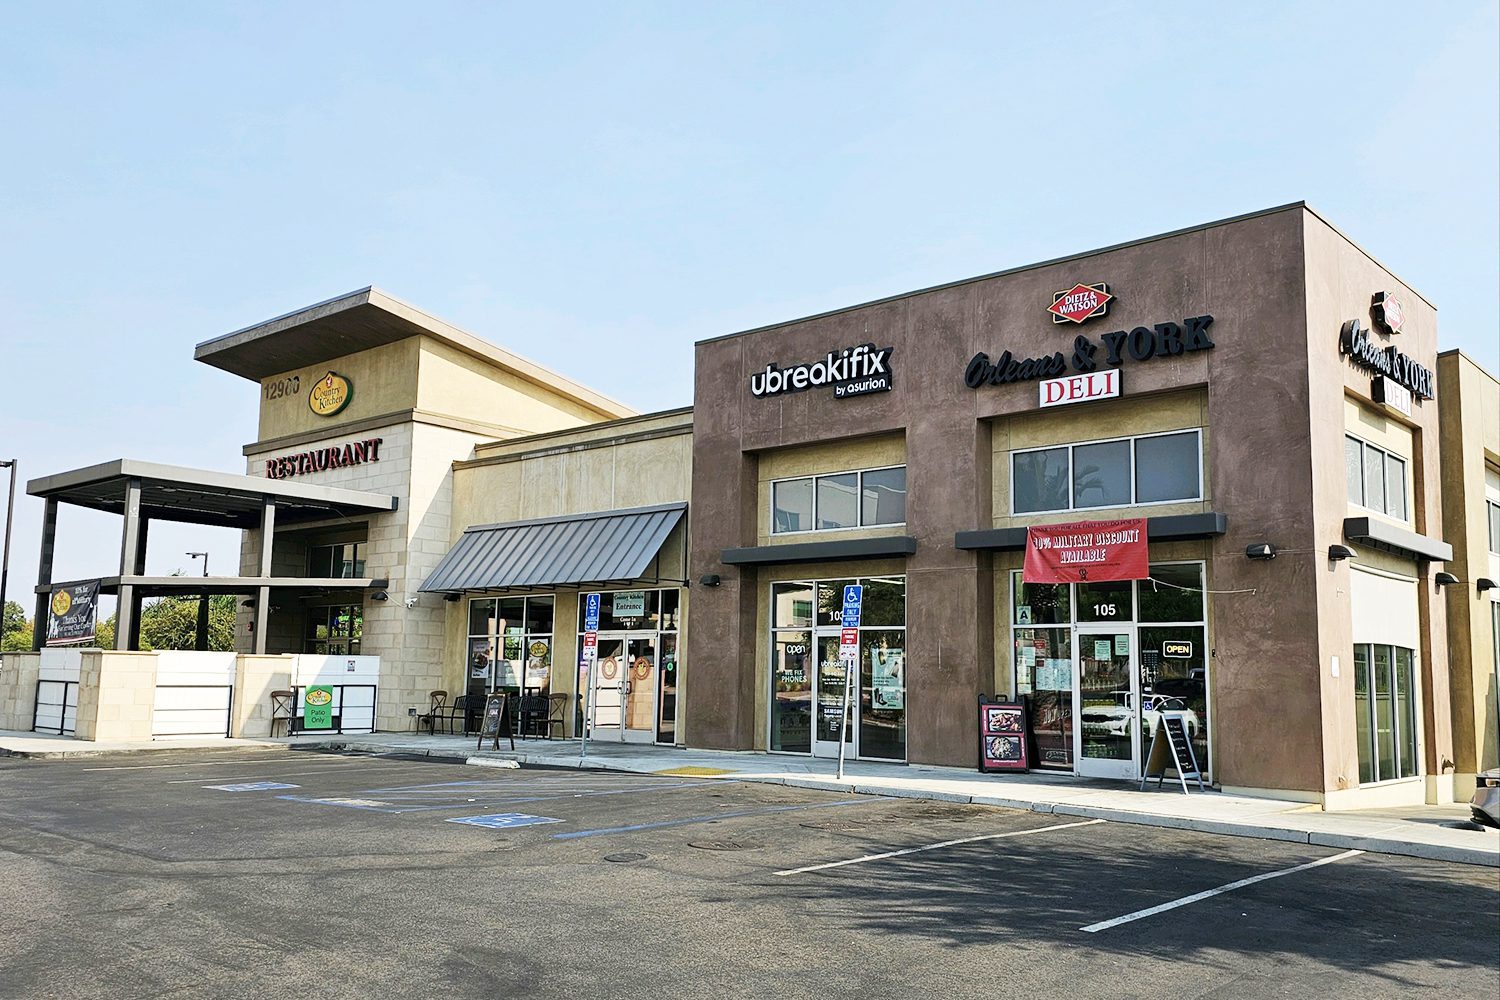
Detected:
[
  {"left": 773, "top": 818, "right": 1106, "bottom": 876},
  {"left": 1079, "top": 849, "right": 1365, "bottom": 933},
  {"left": 553, "top": 797, "right": 885, "bottom": 840}
]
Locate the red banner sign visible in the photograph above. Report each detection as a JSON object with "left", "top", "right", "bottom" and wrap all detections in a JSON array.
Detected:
[{"left": 1022, "top": 518, "right": 1148, "bottom": 584}]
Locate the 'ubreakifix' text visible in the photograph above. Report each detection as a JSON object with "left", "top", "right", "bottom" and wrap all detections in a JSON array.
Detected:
[{"left": 750, "top": 343, "right": 894, "bottom": 400}]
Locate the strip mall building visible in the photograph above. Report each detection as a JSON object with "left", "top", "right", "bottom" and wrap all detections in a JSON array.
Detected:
[{"left": 7, "top": 203, "right": 1497, "bottom": 809}]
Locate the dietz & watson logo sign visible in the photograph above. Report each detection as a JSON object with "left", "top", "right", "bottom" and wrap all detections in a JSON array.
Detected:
[
  {"left": 1048, "top": 282, "right": 1112, "bottom": 324},
  {"left": 750, "top": 343, "right": 894, "bottom": 400}
]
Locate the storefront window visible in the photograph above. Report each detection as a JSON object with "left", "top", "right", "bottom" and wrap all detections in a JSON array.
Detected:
[
  {"left": 469, "top": 595, "right": 554, "bottom": 695},
  {"left": 307, "top": 542, "right": 367, "bottom": 578},
  {"left": 1352, "top": 642, "right": 1419, "bottom": 783},
  {"left": 573, "top": 588, "right": 682, "bottom": 743},
  {"left": 1345, "top": 435, "right": 1408, "bottom": 521},
  {"left": 1012, "top": 431, "right": 1202, "bottom": 514},
  {"left": 773, "top": 466, "right": 908, "bottom": 534},
  {"left": 1009, "top": 563, "right": 1210, "bottom": 776},
  {"left": 770, "top": 575, "right": 905, "bottom": 760}
]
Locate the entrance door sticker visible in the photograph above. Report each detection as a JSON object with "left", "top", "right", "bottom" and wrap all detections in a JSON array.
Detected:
[{"left": 446, "top": 813, "right": 563, "bottom": 830}]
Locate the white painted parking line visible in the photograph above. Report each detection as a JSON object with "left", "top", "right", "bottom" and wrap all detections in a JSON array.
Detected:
[
  {"left": 1080, "top": 849, "right": 1365, "bottom": 933},
  {"left": 167, "top": 763, "right": 409, "bottom": 782},
  {"left": 82, "top": 756, "right": 349, "bottom": 772},
  {"left": 774, "top": 818, "right": 1106, "bottom": 876}
]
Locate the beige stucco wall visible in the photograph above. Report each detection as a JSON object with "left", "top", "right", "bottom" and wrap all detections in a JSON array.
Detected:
[
  {"left": 232, "top": 655, "right": 295, "bottom": 738},
  {"left": 441, "top": 411, "right": 695, "bottom": 739},
  {"left": 256, "top": 339, "right": 421, "bottom": 443},
  {"left": 1304, "top": 211, "right": 1449, "bottom": 807},
  {"left": 1438, "top": 350, "right": 1500, "bottom": 790},
  {"left": 416, "top": 338, "right": 613, "bottom": 435},
  {"left": 754, "top": 433, "right": 906, "bottom": 546}
]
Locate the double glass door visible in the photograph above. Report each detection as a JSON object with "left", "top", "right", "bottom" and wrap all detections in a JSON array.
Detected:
[
  {"left": 589, "top": 635, "right": 658, "bottom": 744},
  {"left": 1074, "top": 627, "right": 1139, "bottom": 779}
]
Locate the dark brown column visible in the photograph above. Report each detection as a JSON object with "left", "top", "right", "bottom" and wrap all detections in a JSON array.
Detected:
[{"left": 31, "top": 499, "right": 57, "bottom": 650}]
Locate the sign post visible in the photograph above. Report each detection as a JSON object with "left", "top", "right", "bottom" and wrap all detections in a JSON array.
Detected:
[
  {"left": 836, "top": 584, "right": 862, "bottom": 781},
  {"left": 578, "top": 592, "right": 601, "bottom": 763}
]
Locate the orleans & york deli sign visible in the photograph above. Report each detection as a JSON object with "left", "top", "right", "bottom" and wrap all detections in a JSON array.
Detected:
[
  {"left": 966, "top": 315, "right": 1215, "bottom": 391},
  {"left": 264, "top": 437, "right": 383, "bottom": 480},
  {"left": 1022, "top": 518, "right": 1149, "bottom": 585}
]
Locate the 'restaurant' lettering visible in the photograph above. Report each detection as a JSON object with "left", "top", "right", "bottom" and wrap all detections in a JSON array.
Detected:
[{"left": 264, "top": 437, "right": 383, "bottom": 480}]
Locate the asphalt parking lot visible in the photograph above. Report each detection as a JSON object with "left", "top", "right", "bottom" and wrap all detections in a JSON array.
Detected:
[{"left": 1, "top": 748, "right": 1496, "bottom": 1000}]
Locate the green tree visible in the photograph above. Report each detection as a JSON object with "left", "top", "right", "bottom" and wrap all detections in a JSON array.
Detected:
[
  {"left": 137, "top": 594, "right": 238, "bottom": 651},
  {"left": 2, "top": 600, "right": 31, "bottom": 651}
]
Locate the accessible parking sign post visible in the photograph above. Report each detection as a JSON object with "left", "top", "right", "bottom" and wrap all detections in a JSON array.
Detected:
[
  {"left": 579, "top": 592, "right": 601, "bottom": 762},
  {"left": 837, "top": 584, "right": 862, "bottom": 780}
]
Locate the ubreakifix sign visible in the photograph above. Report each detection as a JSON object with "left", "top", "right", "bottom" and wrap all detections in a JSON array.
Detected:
[
  {"left": 264, "top": 437, "right": 383, "bottom": 480},
  {"left": 750, "top": 343, "right": 893, "bottom": 400}
]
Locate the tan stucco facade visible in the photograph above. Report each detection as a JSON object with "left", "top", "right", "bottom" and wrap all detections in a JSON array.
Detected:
[{"left": 1438, "top": 350, "right": 1500, "bottom": 795}]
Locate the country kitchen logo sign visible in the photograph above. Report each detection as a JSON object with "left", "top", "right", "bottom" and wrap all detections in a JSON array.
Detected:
[{"left": 750, "top": 343, "right": 894, "bottom": 400}]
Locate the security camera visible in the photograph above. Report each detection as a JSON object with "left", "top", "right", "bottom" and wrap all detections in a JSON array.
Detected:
[{"left": 404, "top": 597, "right": 419, "bottom": 609}]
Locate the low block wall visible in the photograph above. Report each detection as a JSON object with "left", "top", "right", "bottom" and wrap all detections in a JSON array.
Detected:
[{"left": 0, "top": 652, "right": 42, "bottom": 731}]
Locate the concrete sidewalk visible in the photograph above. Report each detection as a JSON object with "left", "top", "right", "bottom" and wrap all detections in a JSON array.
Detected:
[{"left": 5, "top": 727, "right": 1495, "bottom": 867}]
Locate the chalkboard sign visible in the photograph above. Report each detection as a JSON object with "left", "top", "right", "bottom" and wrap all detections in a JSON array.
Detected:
[
  {"left": 478, "top": 692, "right": 515, "bottom": 752},
  {"left": 1140, "top": 709, "right": 1204, "bottom": 793},
  {"left": 978, "top": 697, "right": 1029, "bottom": 773}
]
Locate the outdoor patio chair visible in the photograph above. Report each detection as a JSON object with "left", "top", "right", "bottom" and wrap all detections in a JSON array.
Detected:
[
  {"left": 269, "top": 690, "right": 296, "bottom": 737},
  {"left": 416, "top": 690, "right": 448, "bottom": 734},
  {"left": 544, "top": 694, "right": 570, "bottom": 740}
]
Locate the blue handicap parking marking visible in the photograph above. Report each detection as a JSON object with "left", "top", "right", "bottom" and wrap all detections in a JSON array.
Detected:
[
  {"left": 204, "top": 782, "right": 300, "bottom": 792},
  {"left": 447, "top": 813, "right": 562, "bottom": 830}
]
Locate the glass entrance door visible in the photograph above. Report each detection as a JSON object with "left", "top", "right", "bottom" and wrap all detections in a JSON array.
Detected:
[
  {"left": 589, "top": 635, "right": 657, "bottom": 743},
  {"left": 811, "top": 631, "right": 854, "bottom": 759},
  {"left": 1074, "top": 628, "right": 1138, "bottom": 779}
]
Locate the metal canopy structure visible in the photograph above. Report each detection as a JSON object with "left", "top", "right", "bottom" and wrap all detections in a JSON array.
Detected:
[
  {"left": 420, "top": 503, "right": 688, "bottom": 594},
  {"left": 28, "top": 459, "right": 398, "bottom": 529},
  {"left": 1342, "top": 516, "right": 1452, "bottom": 563},
  {"left": 27, "top": 459, "right": 399, "bottom": 653}
]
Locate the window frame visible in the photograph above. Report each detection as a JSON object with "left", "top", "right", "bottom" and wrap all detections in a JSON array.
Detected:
[
  {"left": 1351, "top": 641, "right": 1422, "bottom": 785},
  {"left": 1009, "top": 429, "right": 1203, "bottom": 516},
  {"left": 1344, "top": 434, "right": 1409, "bottom": 523},
  {"left": 1486, "top": 499, "right": 1500, "bottom": 556},
  {"left": 769, "top": 464, "right": 908, "bottom": 536}
]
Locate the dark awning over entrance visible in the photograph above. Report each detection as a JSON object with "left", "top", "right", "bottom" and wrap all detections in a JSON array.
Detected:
[{"left": 419, "top": 503, "right": 688, "bottom": 594}]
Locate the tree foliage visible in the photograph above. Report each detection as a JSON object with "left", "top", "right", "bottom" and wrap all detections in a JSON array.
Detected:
[{"left": 137, "top": 594, "right": 239, "bottom": 651}]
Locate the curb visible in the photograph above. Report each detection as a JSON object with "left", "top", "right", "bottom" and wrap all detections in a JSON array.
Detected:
[{"left": 0, "top": 742, "right": 288, "bottom": 761}]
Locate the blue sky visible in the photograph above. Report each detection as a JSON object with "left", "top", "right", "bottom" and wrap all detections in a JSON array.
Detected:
[{"left": 1, "top": 1, "right": 1496, "bottom": 614}]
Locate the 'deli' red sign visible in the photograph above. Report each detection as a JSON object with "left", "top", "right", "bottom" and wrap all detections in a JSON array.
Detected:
[{"left": 1022, "top": 518, "right": 1148, "bottom": 584}]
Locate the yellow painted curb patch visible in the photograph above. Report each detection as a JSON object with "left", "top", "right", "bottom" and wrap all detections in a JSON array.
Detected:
[{"left": 654, "top": 766, "right": 735, "bottom": 777}]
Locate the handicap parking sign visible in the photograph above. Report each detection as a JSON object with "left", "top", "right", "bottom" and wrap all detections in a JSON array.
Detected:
[
  {"left": 841, "top": 584, "right": 863, "bottom": 628},
  {"left": 584, "top": 593, "right": 602, "bottom": 631},
  {"left": 446, "top": 813, "right": 563, "bottom": 831}
]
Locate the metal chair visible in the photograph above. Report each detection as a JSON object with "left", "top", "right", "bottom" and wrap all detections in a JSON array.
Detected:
[
  {"left": 544, "top": 694, "right": 570, "bottom": 740},
  {"left": 513, "top": 694, "right": 548, "bottom": 739},
  {"left": 269, "top": 690, "right": 296, "bottom": 737},
  {"left": 416, "top": 690, "right": 448, "bottom": 734}
]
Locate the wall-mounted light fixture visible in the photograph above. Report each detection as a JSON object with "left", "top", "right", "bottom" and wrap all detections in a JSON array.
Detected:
[
  {"left": 1327, "top": 545, "right": 1355, "bottom": 562},
  {"left": 1245, "top": 543, "right": 1277, "bottom": 561},
  {"left": 1476, "top": 578, "right": 1497, "bottom": 594},
  {"left": 1434, "top": 572, "right": 1461, "bottom": 588},
  {"left": 698, "top": 574, "right": 722, "bottom": 588},
  {"left": 371, "top": 591, "right": 390, "bottom": 602}
]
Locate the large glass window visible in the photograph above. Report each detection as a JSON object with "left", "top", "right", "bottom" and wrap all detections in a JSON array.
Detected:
[
  {"left": 1012, "top": 431, "right": 1201, "bottom": 514},
  {"left": 470, "top": 595, "right": 554, "bottom": 695},
  {"left": 304, "top": 604, "right": 363, "bottom": 655},
  {"left": 772, "top": 466, "right": 907, "bottom": 534},
  {"left": 1488, "top": 500, "right": 1500, "bottom": 555},
  {"left": 1352, "top": 643, "right": 1419, "bottom": 783},
  {"left": 770, "top": 575, "right": 905, "bottom": 760},
  {"left": 307, "top": 542, "right": 367, "bottom": 579},
  {"left": 1010, "top": 563, "right": 1210, "bottom": 775},
  {"left": 1345, "top": 435, "right": 1408, "bottom": 521}
]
